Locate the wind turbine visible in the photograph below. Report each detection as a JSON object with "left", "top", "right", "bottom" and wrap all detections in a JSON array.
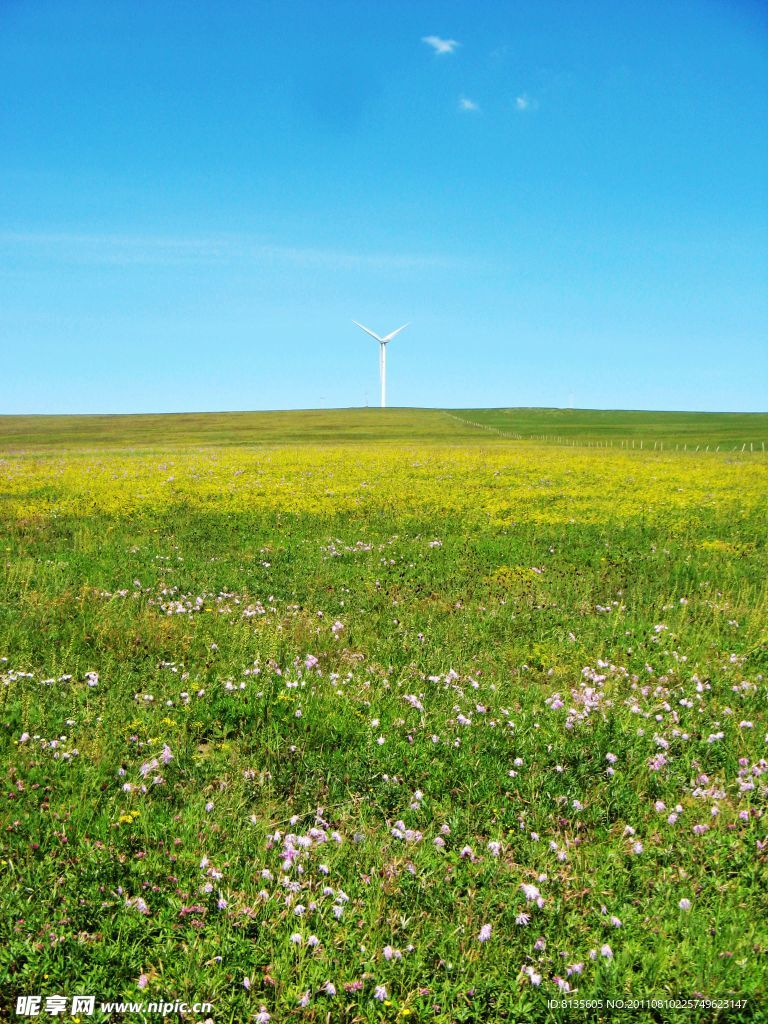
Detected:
[{"left": 352, "top": 320, "right": 410, "bottom": 408}]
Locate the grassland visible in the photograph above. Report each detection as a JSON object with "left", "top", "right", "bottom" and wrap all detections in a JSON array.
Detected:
[
  {"left": 1, "top": 409, "right": 767, "bottom": 1023},
  {"left": 1, "top": 406, "right": 766, "bottom": 449},
  {"left": 453, "top": 409, "right": 768, "bottom": 448}
]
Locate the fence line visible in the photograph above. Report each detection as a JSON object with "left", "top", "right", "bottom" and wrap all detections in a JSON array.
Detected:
[{"left": 443, "top": 414, "right": 766, "bottom": 454}]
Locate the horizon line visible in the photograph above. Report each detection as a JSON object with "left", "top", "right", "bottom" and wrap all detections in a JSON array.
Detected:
[{"left": 1, "top": 405, "right": 767, "bottom": 419}]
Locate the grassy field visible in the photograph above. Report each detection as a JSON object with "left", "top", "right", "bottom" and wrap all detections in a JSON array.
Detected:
[
  {"left": 1, "top": 409, "right": 767, "bottom": 1023},
  {"left": 1, "top": 406, "right": 766, "bottom": 449},
  {"left": 453, "top": 409, "right": 768, "bottom": 448}
]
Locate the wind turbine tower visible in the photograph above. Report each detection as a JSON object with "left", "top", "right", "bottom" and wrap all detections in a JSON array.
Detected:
[{"left": 352, "top": 320, "right": 410, "bottom": 408}]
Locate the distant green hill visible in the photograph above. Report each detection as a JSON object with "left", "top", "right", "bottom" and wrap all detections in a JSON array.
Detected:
[
  {"left": 0, "top": 406, "right": 765, "bottom": 450},
  {"left": 454, "top": 407, "right": 768, "bottom": 448}
]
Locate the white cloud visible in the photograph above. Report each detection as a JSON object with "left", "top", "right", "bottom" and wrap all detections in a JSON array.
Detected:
[
  {"left": 0, "top": 232, "right": 463, "bottom": 271},
  {"left": 515, "top": 94, "right": 536, "bottom": 112},
  {"left": 0, "top": 231, "right": 225, "bottom": 265},
  {"left": 458, "top": 96, "right": 479, "bottom": 112},
  {"left": 422, "top": 35, "right": 460, "bottom": 55}
]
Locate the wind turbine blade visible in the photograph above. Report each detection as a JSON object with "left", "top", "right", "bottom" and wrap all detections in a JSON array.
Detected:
[
  {"left": 352, "top": 320, "right": 384, "bottom": 343},
  {"left": 381, "top": 322, "right": 410, "bottom": 343}
]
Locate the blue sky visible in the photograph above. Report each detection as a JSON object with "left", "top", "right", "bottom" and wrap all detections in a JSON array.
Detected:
[{"left": 2, "top": 0, "right": 766, "bottom": 414}]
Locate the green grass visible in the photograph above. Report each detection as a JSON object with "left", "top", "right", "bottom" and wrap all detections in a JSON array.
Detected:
[
  {"left": 1, "top": 406, "right": 766, "bottom": 450},
  {"left": 0, "top": 408, "right": 477, "bottom": 449},
  {"left": 454, "top": 408, "right": 768, "bottom": 448},
  {"left": 1, "top": 414, "right": 766, "bottom": 1023}
]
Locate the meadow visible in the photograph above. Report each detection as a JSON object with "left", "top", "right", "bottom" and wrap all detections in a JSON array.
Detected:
[{"left": 1, "top": 409, "right": 767, "bottom": 1023}]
